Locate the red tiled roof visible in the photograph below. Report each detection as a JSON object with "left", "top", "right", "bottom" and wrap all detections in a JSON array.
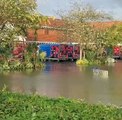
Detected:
[
  {"left": 91, "top": 21, "right": 122, "bottom": 29},
  {"left": 41, "top": 18, "right": 64, "bottom": 28},
  {"left": 43, "top": 18, "right": 122, "bottom": 29}
]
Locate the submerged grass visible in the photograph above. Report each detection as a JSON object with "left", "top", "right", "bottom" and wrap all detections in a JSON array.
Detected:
[{"left": 0, "top": 91, "right": 122, "bottom": 120}]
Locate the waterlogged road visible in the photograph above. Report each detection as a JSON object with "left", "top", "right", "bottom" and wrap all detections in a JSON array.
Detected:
[{"left": 0, "top": 61, "right": 122, "bottom": 106}]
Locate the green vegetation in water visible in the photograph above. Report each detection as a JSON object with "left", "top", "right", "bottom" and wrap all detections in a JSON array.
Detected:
[
  {"left": 0, "top": 91, "right": 122, "bottom": 120},
  {"left": 76, "top": 59, "right": 105, "bottom": 66},
  {"left": 76, "top": 47, "right": 115, "bottom": 66},
  {"left": 0, "top": 43, "right": 46, "bottom": 72}
]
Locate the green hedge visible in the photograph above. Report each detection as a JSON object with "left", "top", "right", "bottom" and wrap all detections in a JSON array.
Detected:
[{"left": 0, "top": 92, "right": 122, "bottom": 120}]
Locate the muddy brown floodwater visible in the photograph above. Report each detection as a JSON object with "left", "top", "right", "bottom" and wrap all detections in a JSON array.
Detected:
[{"left": 0, "top": 61, "right": 122, "bottom": 106}]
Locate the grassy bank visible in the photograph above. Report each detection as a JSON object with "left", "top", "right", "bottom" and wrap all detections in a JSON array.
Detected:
[{"left": 0, "top": 92, "right": 122, "bottom": 120}]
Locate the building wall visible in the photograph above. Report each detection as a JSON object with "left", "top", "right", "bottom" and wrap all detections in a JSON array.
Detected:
[
  {"left": 27, "top": 28, "right": 63, "bottom": 42},
  {"left": 27, "top": 19, "right": 122, "bottom": 43}
]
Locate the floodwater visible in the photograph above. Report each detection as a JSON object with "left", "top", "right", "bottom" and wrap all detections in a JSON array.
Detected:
[{"left": 0, "top": 61, "right": 122, "bottom": 106}]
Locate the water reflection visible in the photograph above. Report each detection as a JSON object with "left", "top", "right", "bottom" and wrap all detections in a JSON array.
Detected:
[{"left": 0, "top": 61, "right": 122, "bottom": 106}]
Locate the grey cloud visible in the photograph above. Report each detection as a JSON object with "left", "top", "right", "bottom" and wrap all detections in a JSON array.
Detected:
[
  {"left": 84, "top": 0, "right": 117, "bottom": 8},
  {"left": 112, "top": 0, "right": 122, "bottom": 6},
  {"left": 36, "top": 0, "right": 122, "bottom": 20}
]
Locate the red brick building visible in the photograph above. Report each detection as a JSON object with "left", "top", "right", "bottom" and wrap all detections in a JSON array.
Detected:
[
  {"left": 27, "top": 19, "right": 64, "bottom": 42},
  {"left": 27, "top": 19, "right": 122, "bottom": 42}
]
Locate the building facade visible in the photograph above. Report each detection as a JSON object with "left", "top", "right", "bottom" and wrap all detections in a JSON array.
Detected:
[
  {"left": 27, "top": 19, "right": 64, "bottom": 42},
  {"left": 27, "top": 18, "right": 122, "bottom": 43}
]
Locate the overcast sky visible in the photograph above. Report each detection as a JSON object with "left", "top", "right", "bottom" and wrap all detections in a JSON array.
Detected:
[{"left": 37, "top": 0, "right": 122, "bottom": 20}]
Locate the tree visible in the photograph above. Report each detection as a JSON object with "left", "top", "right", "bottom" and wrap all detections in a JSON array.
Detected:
[
  {"left": 58, "top": 1, "right": 112, "bottom": 60},
  {"left": 105, "top": 23, "right": 122, "bottom": 46},
  {"left": 0, "top": 0, "right": 46, "bottom": 37},
  {"left": 0, "top": 0, "right": 41, "bottom": 45},
  {"left": 0, "top": 0, "right": 48, "bottom": 69}
]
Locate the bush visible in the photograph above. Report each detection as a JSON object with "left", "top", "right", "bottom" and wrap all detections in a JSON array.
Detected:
[
  {"left": 2, "top": 61, "right": 10, "bottom": 70},
  {"left": 39, "top": 52, "right": 46, "bottom": 62},
  {"left": 76, "top": 59, "right": 89, "bottom": 65},
  {"left": 0, "top": 91, "right": 122, "bottom": 120},
  {"left": 9, "top": 60, "right": 22, "bottom": 70}
]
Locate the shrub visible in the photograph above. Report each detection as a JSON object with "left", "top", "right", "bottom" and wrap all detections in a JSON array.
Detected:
[
  {"left": 0, "top": 91, "right": 121, "bottom": 120},
  {"left": 76, "top": 59, "right": 89, "bottom": 65},
  {"left": 2, "top": 61, "right": 10, "bottom": 70},
  {"left": 39, "top": 52, "right": 46, "bottom": 62}
]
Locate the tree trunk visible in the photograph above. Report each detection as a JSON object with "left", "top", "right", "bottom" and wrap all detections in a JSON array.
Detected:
[
  {"left": 80, "top": 46, "right": 83, "bottom": 60},
  {"left": 34, "top": 29, "right": 38, "bottom": 41},
  {"left": 83, "top": 50, "right": 85, "bottom": 59}
]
